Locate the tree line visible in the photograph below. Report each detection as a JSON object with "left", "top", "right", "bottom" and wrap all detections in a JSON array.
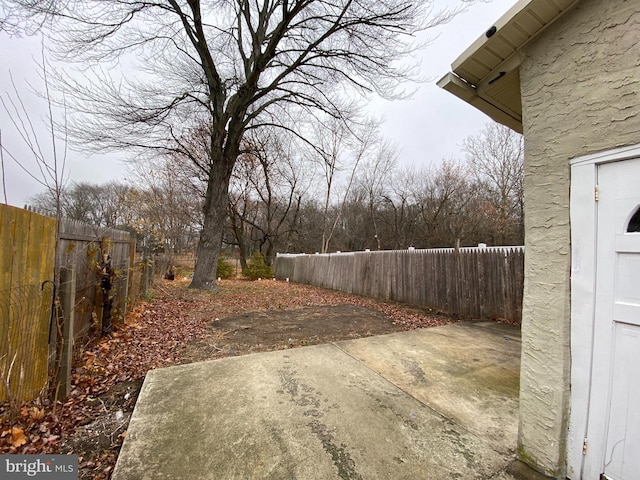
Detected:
[
  {"left": 2, "top": 0, "right": 473, "bottom": 290},
  {"left": 29, "top": 123, "right": 524, "bottom": 268}
]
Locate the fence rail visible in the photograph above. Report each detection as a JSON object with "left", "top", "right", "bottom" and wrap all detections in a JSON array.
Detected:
[{"left": 275, "top": 246, "right": 524, "bottom": 323}]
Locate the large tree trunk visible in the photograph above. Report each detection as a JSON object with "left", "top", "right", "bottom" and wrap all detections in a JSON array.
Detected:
[{"left": 190, "top": 158, "right": 232, "bottom": 290}]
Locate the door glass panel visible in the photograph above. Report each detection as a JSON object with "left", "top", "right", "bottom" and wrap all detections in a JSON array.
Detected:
[{"left": 627, "top": 207, "right": 640, "bottom": 233}]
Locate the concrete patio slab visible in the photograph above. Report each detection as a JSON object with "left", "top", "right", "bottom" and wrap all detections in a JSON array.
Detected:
[
  {"left": 336, "top": 322, "right": 520, "bottom": 455},
  {"left": 113, "top": 322, "right": 522, "bottom": 480}
]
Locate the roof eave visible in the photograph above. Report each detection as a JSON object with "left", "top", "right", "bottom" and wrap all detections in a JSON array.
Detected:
[
  {"left": 438, "top": 0, "right": 581, "bottom": 133},
  {"left": 437, "top": 72, "right": 524, "bottom": 134}
]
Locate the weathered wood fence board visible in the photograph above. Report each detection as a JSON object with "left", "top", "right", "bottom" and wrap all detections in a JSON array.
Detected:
[
  {"left": 56, "top": 219, "right": 132, "bottom": 342},
  {"left": 275, "top": 247, "right": 525, "bottom": 323},
  {"left": 1, "top": 204, "right": 135, "bottom": 402},
  {"left": 0, "top": 205, "right": 56, "bottom": 402}
]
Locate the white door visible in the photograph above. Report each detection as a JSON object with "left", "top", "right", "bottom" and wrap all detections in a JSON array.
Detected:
[{"left": 588, "top": 158, "right": 640, "bottom": 479}]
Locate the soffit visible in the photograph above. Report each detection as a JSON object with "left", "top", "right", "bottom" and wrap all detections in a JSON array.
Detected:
[{"left": 438, "top": 0, "right": 581, "bottom": 133}]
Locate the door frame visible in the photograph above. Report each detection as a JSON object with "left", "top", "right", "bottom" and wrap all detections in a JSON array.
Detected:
[{"left": 567, "top": 143, "right": 640, "bottom": 479}]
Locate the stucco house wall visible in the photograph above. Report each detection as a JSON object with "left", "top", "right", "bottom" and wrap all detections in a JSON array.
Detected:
[{"left": 517, "top": 0, "right": 640, "bottom": 476}]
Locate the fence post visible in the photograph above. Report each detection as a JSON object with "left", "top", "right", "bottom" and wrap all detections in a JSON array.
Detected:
[
  {"left": 477, "top": 250, "right": 486, "bottom": 318},
  {"left": 141, "top": 255, "right": 154, "bottom": 298},
  {"left": 99, "top": 238, "right": 115, "bottom": 336},
  {"left": 57, "top": 264, "right": 76, "bottom": 400},
  {"left": 125, "top": 238, "right": 136, "bottom": 316}
]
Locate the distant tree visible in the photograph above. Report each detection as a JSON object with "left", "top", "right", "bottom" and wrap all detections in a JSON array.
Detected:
[
  {"left": 309, "top": 117, "right": 379, "bottom": 253},
  {"left": 287, "top": 198, "right": 325, "bottom": 253},
  {"left": 128, "top": 158, "right": 203, "bottom": 255},
  {"left": 216, "top": 257, "right": 235, "bottom": 280},
  {"left": 28, "top": 181, "right": 132, "bottom": 227},
  {"left": 228, "top": 129, "right": 305, "bottom": 266},
  {"left": 334, "top": 186, "right": 370, "bottom": 251},
  {"left": 378, "top": 167, "right": 421, "bottom": 249},
  {"left": 414, "top": 160, "right": 478, "bottom": 248},
  {"left": 356, "top": 141, "right": 397, "bottom": 249},
  {"left": 462, "top": 122, "right": 524, "bottom": 244},
  {"left": 2, "top": 0, "right": 463, "bottom": 289}
]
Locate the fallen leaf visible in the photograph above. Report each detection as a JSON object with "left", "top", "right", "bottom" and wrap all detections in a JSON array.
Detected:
[
  {"left": 11, "top": 427, "right": 27, "bottom": 448},
  {"left": 1, "top": 278, "right": 457, "bottom": 479},
  {"left": 30, "top": 407, "right": 45, "bottom": 421},
  {"left": 43, "top": 435, "right": 59, "bottom": 445}
]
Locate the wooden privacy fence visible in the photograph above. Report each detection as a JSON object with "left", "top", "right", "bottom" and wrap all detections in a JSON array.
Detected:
[
  {"left": 0, "top": 205, "right": 57, "bottom": 403},
  {"left": 53, "top": 219, "right": 136, "bottom": 399},
  {"left": 1, "top": 204, "right": 139, "bottom": 402},
  {"left": 275, "top": 246, "right": 525, "bottom": 323},
  {"left": 56, "top": 219, "right": 134, "bottom": 341}
]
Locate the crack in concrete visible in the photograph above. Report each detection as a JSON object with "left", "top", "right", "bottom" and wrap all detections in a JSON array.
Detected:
[
  {"left": 277, "top": 365, "right": 363, "bottom": 480},
  {"left": 308, "top": 419, "right": 363, "bottom": 480}
]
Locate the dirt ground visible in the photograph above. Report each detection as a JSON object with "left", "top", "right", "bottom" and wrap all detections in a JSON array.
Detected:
[
  {"left": 181, "top": 303, "right": 408, "bottom": 362},
  {"left": 2, "top": 279, "right": 459, "bottom": 479}
]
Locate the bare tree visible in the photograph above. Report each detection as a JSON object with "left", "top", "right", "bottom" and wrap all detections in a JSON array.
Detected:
[
  {"left": 3, "top": 0, "right": 463, "bottom": 289},
  {"left": 414, "top": 159, "right": 478, "bottom": 248},
  {"left": 310, "top": 116, "right": 379, "bottom": 253},
  {"left": 128, "top": 158, "right": 204, "bottom": 257},
  {"left": 0, "top": 46, "right": 68, "bottom": 217},
  {"left": 462, "top": 122, "right": 524, "bottom": 244},
  {"left": 227, "top": 154, "right": 256, "bottom": 269},
  {"left": 379, "top": 167, "right": 421, "bottom": 249},
  {"left": 311, "top": 116, "right": 349, "bottom": 253},
  {"left": 229, "top": 129, "right": 305, "bottom": 264},
  {"left": 356, "top": 142, "right": 397, "bottom": 249}
]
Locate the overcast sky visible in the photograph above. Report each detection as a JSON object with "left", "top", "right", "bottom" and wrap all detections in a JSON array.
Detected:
[{"left": 0, "top": 0, "right": 516, "bottom": 208}]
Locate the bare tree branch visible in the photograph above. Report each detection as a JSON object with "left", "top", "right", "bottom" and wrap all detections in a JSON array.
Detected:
[{"left": 2, "top": 0, "right": 468, "bottom": 288}]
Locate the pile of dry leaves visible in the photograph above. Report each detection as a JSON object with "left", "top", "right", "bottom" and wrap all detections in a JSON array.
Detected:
[{"left": 1, "top": 278, "right": 455, "bottom": 479}]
